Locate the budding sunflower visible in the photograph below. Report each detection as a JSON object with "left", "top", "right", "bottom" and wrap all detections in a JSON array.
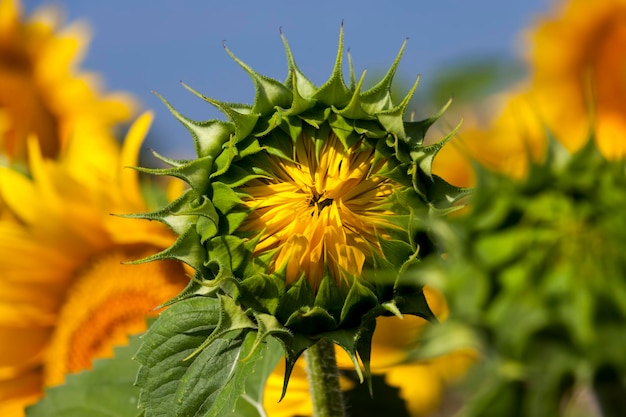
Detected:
[{"left": 133, "top": 27, "right": 468, "bottom": 415}]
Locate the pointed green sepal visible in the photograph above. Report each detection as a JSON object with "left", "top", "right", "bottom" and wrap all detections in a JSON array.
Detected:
[
  {"left": 361, "top": 39, "right": 407, "bottom": 114},
  {"left": 339, "top": 278, "right": 378, "bottom": 326},
  {"left": 276, "top": 276, "right": 316, "bottom": 324},
  {"left": 204, "top": 235, "right": 249, "bottom": 279},
  {"left": 313, "top": 24, "right": 351, "bottom": 107},
  {"left": 129, "top": 225, "right": 207, "bottom": 274},
  {"left": 393, "top": 286, "right": 437, "bottom": 322},
  {"left": 223, "top": 43, "right": 293, "bottom": 114},
  {"left": 404, "top": 97, "right": 453, "bottom": 147},
  {"left": 281, "top": 28, "right": 317, "bottom": 100},
  {"left": 272, "top": 333, "right": 316, "bottom": 400},
  {"left": 375, "top": 75, "right": 420, "bottom": 139},
  {"left": 245, "top": 312, "right": 293, "bottom": 361},
  {"left": 119, "top": 190, "right": 199, "bottom": 235},
  {"left": 133, "top": 155, "right": 215, "bottom": 195},
  {"left": 334, "top": 70, "right": 375, "bottom": 120},
  {"left": 328, "top": 113, "right": 357, "bottom": 148},
  {"left": 285, "top": 305, "right": 338, "bottom": 333},
  {"left": 412, "top": 118, "right": 462, "bottom": 179},
  {"left": 155, "top": 91, "right": 234, "bottom": 159},
  {"left": 240, "top": 273, "right": 286, "bottom": 315},
  {"left": 182, "top": 82, "right": 260, "bottom": 144}
]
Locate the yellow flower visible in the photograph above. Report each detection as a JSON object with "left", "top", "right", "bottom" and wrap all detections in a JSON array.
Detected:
[
  {"left": 263, "top": 287, "right": 477, "bottom": 417},
  {"left": 240, "top": 132, "right": 395, "bottom": 290},
  {"left": 435, "top": 0, "right": 626, "bottom": 184},
  {"left": 530, "top": 0, "right": 626, "bottom": 158},
  {"left": 0, "top": 0, "right": 135, "bottom": 164},
  {"left": 433, "top": 91, "right": 546, "bottom": 181},
  {"left": 0, "top": 113, "right": 187, "bottom": 416}
]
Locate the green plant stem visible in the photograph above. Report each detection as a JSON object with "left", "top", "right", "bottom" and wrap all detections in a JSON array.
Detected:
[{"left": 305, "top": 339, "right": 346, "bottom": 417}]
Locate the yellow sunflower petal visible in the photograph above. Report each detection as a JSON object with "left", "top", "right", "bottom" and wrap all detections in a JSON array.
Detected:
[
  {"left": 0, "top": 327, "right": 50, "bottom": 377},
  {"left": 0, "top": 368, "right": 41, "bottom": 417},
  {"left": 120, "top": 111, "right": 154, "bottom": 208},
  {"left": 0, "top": 0, "right": 135, "bottom": 162},
  {"left": 385, "top": 362, "right": 444, "bottom": 416},
  {"left": 241, "top": 133, "right": 394, "bottom": 289}
]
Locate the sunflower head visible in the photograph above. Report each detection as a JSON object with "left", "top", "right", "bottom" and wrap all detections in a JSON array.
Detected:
[{"left": 134, "top": 26, "right": 468, "bottom": 399}]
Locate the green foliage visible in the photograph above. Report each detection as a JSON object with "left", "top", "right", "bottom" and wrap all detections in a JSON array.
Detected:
[
  {"left": 135, "top": 296, "right": 282, "bottom": 417},
  {"left": 419, "top": 137, "right": 626, "bottom": 416}
]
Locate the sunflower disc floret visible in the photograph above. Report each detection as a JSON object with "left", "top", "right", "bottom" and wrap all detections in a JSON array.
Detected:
[{"left": 133, "top": 27, "right": 468, "bottom": 415}]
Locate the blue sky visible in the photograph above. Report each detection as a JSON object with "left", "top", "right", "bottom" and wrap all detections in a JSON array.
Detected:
[{"left": 27, "top": 0, "right": 551, "bottom": 159}]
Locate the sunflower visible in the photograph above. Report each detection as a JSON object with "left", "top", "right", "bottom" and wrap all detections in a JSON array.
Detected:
[
  {"left": 434, "top": 0, "right": 626, "bottom": 185},
  {"left": 0, "top": 113, "right": 188, "bottom": 416},
  {"left": 0, "top": 0, "right": 135, "bottom": 164},
  {"left": 433, "top": 91, "right": 546, "bottom": 181},
  {"left": 530, "top": 0, "right": 626, "bottom": 158},
  {"left": 133, "top": 29, "right": 471, "bottom": 417}
]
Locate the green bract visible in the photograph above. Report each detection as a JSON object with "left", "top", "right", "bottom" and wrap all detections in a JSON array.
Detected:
[
  {"left": 420, "top": 138, "right": 626, "bottom": 417},
  {"left": 132, "top": 27, "right": 467, "bottom": 416}
]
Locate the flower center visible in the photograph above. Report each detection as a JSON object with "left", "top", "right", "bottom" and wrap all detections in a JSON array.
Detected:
[
  {"left": 309, "top": 191, "right": 333, "bottom": 212},
  {"left": 43, "top": 249, "right": 186, "bottom": 387},
  {"left": 239, "top": 133, "right": 395, "bottom": 289}
]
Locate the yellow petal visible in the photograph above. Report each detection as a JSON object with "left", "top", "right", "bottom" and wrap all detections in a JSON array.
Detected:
[
  {"left": 0, "top": 0, "right": 19, "bottom": 36},
  {"left": 0, "top": 368, "right": 41, "bottom": 417},
  {"left": 120, "top": 112, "right": 154, "bottom": 207},
  {"left": 385, "top": 362, "right": 444, "bottom": 416},
  {"left": 0, "top": 326, "right": 50, "bottom": 374}
]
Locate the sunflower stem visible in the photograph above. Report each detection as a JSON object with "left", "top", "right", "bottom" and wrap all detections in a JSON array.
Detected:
[{"left": 305, "top": 339, "right": 346, "bottom": 417}]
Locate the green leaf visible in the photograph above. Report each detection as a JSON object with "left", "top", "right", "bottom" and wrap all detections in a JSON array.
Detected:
[
  {"left": 175, "top": 332, "right": 264, "bottom": 417},
  {"left": 231, "top": 338, "right": 283, "bottom": 417},
  {"left": 136, "top": 296, "right": 271, "bottom": 417},
  {"left": 136, "top": 297, "right": 220, "bottom": 416},
  {"left": 26, "top": 334, "right": 142, "bottom": 417}
]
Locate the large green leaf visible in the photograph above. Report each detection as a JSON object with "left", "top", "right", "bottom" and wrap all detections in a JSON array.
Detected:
[
  {"left": 26, "top": 334, "right": 142, "bottom": 417},
  {"left": 135, "top": 296, "right": 274, "bottom": 417}
]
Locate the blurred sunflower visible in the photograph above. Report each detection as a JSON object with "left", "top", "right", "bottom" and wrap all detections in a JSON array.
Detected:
[
  {"left": 531, "top": 0, "right": 626, "bottom": 157},
  {"left": 0, "top": 0, "right": 135, "bottom": 164},
  {"left": 434, "top": 0, "right": 626, "bottom": 183},
  {"left": 264, "top": 287, "right": 477, "bottom": 417},
  {"left": 433, "top": 92, "right": 545, "bottom": 181},
  {"left": 0, "top": 113, "right": 187, "bottom": 416}
]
